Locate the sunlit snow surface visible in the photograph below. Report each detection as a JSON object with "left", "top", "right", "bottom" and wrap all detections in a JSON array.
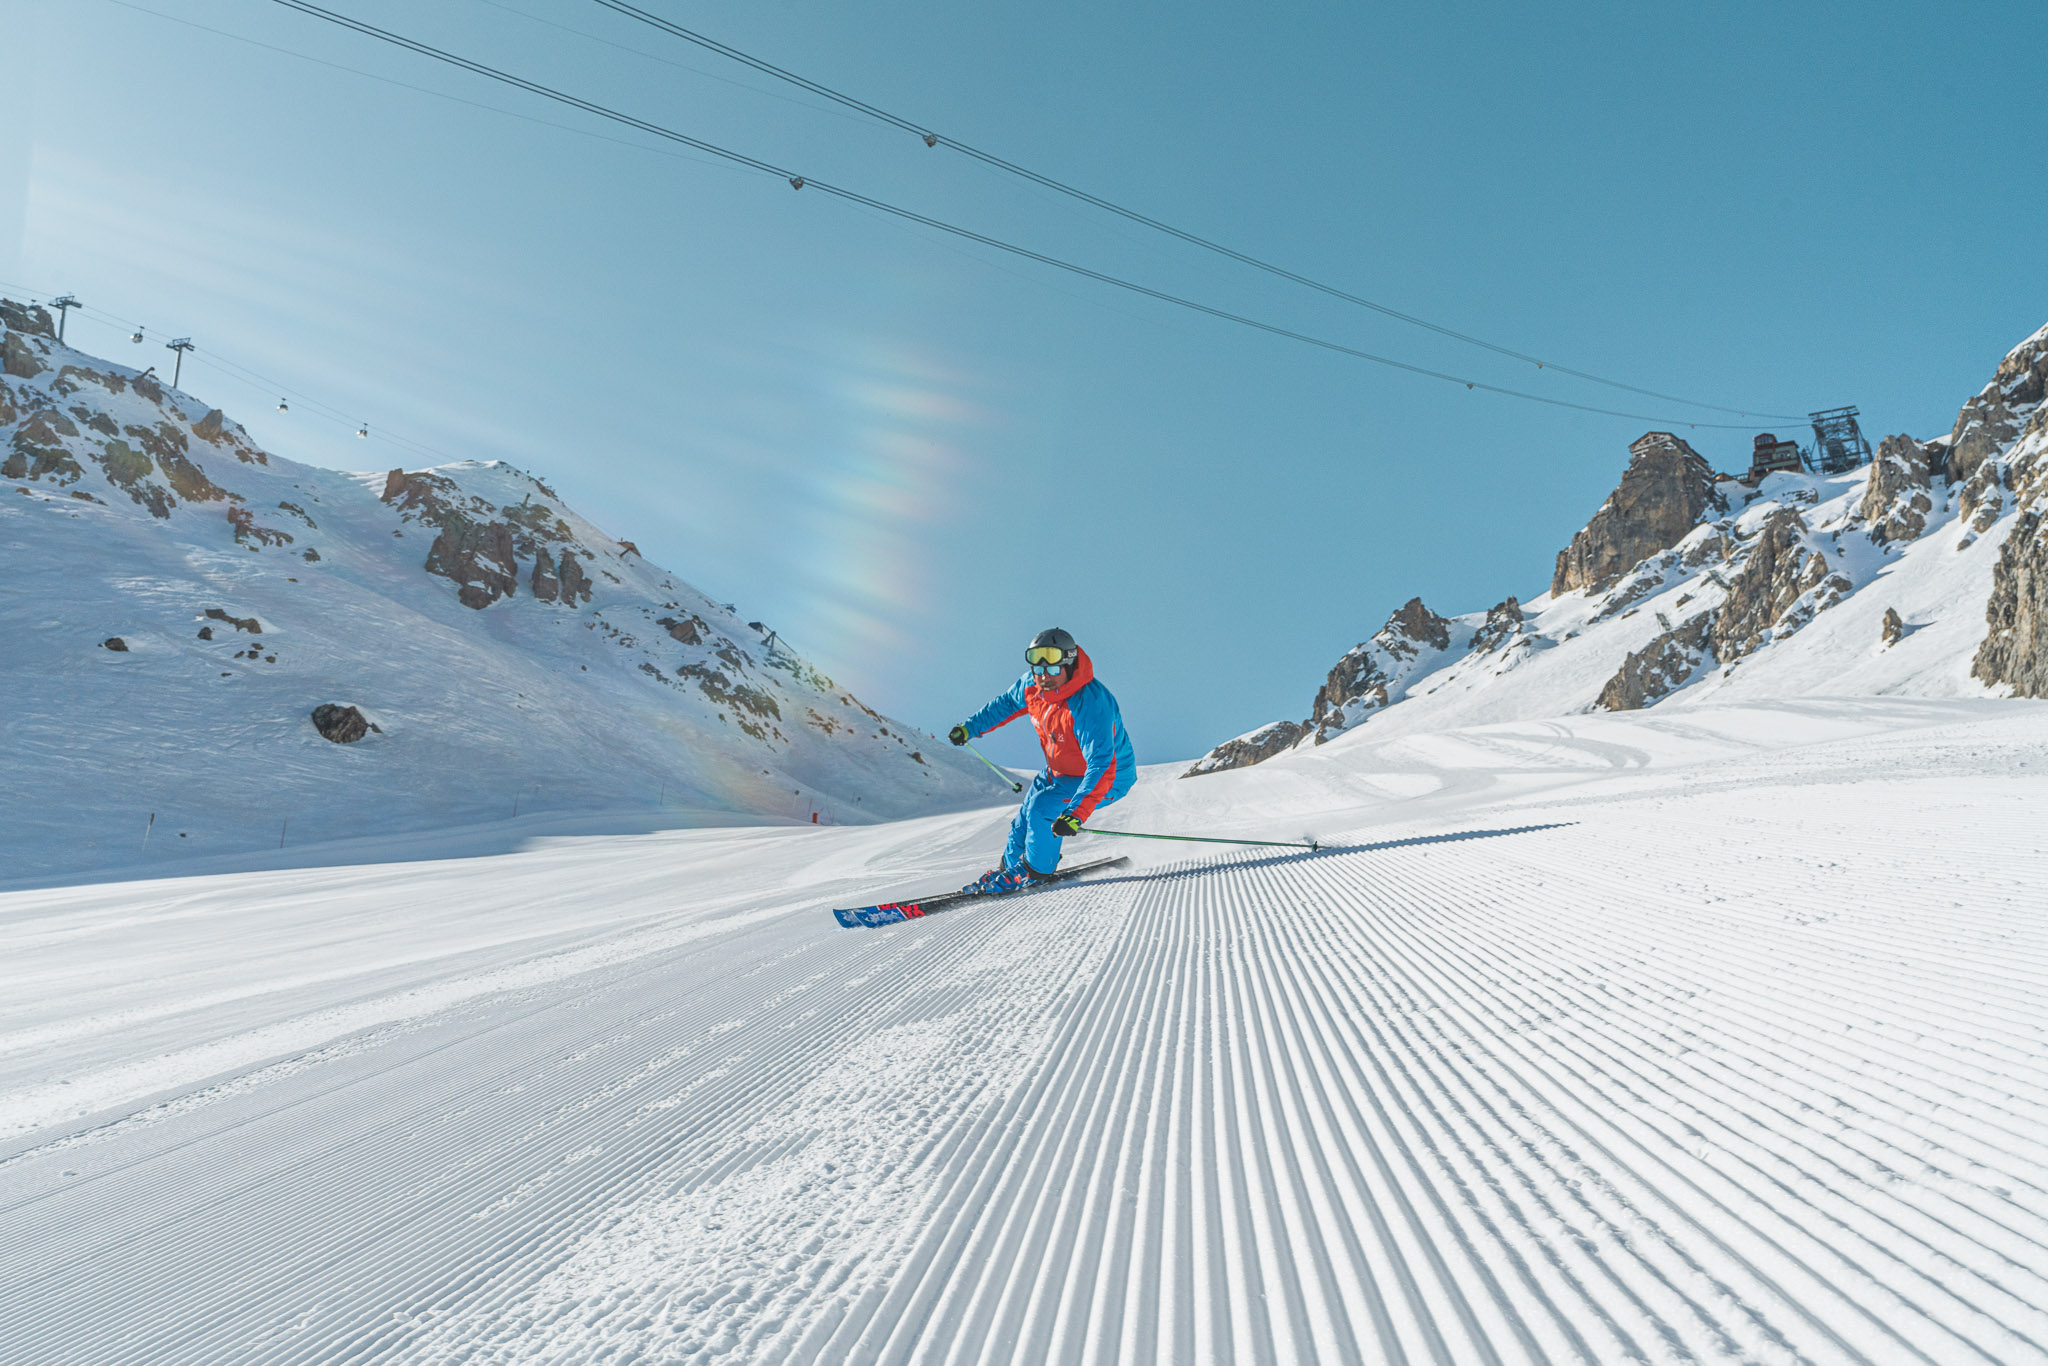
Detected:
[{"left": 4, "top": 696, "right": 2046, "bottom": 1363}]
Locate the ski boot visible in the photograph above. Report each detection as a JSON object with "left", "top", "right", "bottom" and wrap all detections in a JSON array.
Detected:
[{"left": 961, "top": 864, "right": 1050, "bottom": 896}]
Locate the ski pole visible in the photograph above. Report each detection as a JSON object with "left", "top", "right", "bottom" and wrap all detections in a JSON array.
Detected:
[
  {"left": 1082, "top": 827, "right": 1320, "bottom": 853},
  {"left": 965, "top": 741, "right": 1023, "bottom": 792}
]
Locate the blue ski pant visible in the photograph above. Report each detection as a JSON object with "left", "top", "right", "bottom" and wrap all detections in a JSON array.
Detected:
[{"left": 1004, "top": 766, "right": 1136, "bottom": 873}]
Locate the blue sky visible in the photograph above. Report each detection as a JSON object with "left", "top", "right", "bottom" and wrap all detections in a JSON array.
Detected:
[{"left": 4, "top": 0, "right": 2043, "bottom": 767}]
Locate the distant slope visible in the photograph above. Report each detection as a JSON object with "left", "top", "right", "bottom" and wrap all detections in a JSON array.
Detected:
[
  {"left": 1189, "top": 319, "right": 2048, "bottom": 773},
  {"left": 0, "top": 299, "right": 1005, "bottom": 881}
]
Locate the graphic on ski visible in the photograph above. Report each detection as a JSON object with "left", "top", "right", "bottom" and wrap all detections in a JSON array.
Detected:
[{"left": 832, "top": 855, "right": 1130, "bottom": 929}]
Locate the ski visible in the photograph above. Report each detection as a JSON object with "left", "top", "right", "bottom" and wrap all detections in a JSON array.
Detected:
[{"left": 832, "top": 855, "right": 1130, "bottom": 929}]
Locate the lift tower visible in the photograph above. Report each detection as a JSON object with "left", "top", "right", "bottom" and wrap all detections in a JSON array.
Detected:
[{"left": 1809, "top": 407, "right": 1873, "bottom": 475}]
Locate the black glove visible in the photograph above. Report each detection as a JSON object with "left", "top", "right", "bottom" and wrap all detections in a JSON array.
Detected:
[
  {"left": 1051, "top": 812, "right": 1083, "bottom": 838},
  {"left": 948, "top": 724, "right": 970, "bottom": 747}
]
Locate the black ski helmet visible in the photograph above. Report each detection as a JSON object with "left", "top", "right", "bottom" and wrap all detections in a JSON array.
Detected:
[{"left": 1027, "top": 627, "right": 1079, "bottom": 675}]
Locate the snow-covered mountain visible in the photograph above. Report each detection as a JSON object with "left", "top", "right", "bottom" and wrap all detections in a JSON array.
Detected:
[
  {"left": 0, "top": 298, "right": 1003, "bottom": 881},
  {"left": 1189, "top": 318, "right": 2048, "bottom": 774}
]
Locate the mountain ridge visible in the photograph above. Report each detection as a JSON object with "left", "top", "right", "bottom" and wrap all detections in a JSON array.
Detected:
[
  {"left": 0, "top": 298, "right": 1004, "bottom": 881},
  {"left": 1188, "top": 319, "right": 2048, "bottom": 775}
]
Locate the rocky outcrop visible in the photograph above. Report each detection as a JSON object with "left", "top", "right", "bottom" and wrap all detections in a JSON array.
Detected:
[
  {"left": 1183, "top": 720, "right": 1307, "bottom": 777},
  {"left": 384, "top": 467, "right": 595, "bottom": 609},
  {"left": 424, "top": 514, "right": 519, "bottom": 609},
  {"left": 1958, "top": 460, "right": 2006, "bottom": 541},
  {"left": 1947, "top": 326, "right": 2048, "bottom": 488},
  {"left": 310, "top": 703, "right": 378, "bottom": 744},
  {"left": 1385, "top": 596, "right": 1452, "bottom": 652},
  {"left": 228, "top": 504, "right": 295, "bottom": 547},
  {"left": 1881, "top": 608, "right": 1906, "bottom": 647},
  {"left": 5, "top": 409, "right": 86, "bottom": 484},
  {"left": 191, "top": 407, "right": 267, "bottom": 465},
  {"left": 1553, "top": 433, "right": 1726, "bottom": 596},
  {"left": 1974, "top": 511, "right": 2048, "bottom": 694},
  {"left": 1308, "top": 597, "right": 1453, "bottom": 742},
  {"left": 205, "top": 608, "right": 263, "bottom": 633},
  {"left": 530, "top": 546, "right": 563, "bottom": 602},
  {"left": 658, "top": 613, "right": 708, "bottom": 645},
  {"left": 1594, "top": 507, "right": 1852, "bottom": 711},
  {"left": 0, "top": 298, "right": 56, "bottom": 338},
  {"left": 1469, "top": 596, "right": 1523, "bottom": 651},
  {"left": 556, "top": 549, "right": 592, "bottom": 605},
  {"left": 1858, "top": 434, "right": 1932, "bottom": 546},
  {"left": 1711, "top": 508, "right": 1849, "bottom": 661},
  {"left": 95, "top": 437, "right": 173, "bottom": 517},
  {"left": 3, "top": 331, "right": 46, "bottom": 380},
  {"left": 1596, "top": 614, "right": 1712, "bottom": 711}
]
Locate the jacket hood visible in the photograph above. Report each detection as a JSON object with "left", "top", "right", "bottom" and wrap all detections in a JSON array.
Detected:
[{"left": 1030, "top": 646, "right": 1094, "bottom": 703}]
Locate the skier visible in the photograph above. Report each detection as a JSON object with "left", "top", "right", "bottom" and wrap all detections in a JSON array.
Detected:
[{"left": 949, "top": 627, "right": 1137, "bottom": 894}]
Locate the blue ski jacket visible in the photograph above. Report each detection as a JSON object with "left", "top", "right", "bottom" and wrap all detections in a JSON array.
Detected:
[{"left": 964, "top": 648, "right": 1136, "bottom": 820}]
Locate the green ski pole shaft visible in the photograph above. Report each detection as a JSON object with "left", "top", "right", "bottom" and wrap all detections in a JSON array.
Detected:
[
  {"left": 1082, "top": 828, "right": 1320, "bottom": 852},
  {"left": 965, "top": 741, "right": 1023, "bottom": 792}
]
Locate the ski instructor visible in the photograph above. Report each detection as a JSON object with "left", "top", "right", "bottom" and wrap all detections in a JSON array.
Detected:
[{"left": 949, "top": 627, "right": 1137, "bottom": 895}]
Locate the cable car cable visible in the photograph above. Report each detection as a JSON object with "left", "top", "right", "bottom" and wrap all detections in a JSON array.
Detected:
[
  {"left": 264, "top": 0, "right": 1773, "bottom": 430},
  {"left": 586, "top": 0, "right": 1799, "bottom": 421}
]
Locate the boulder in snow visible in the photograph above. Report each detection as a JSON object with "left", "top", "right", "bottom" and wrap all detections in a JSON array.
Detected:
[{"left": 310, "top": 704, "right": 378, "bottom": 744}]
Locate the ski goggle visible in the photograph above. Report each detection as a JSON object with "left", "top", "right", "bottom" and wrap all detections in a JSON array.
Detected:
[{"left": 1025, "top": 645, "right": 1069, "bottom": 666}]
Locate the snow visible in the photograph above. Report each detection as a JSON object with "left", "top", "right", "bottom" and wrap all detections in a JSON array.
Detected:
[
  {"left": 0, "top": 321, "right": 1006, "bottom": 884},
  {"left": 4, "top": 695, "right": 2046, "bottom": 1362},
  {"left": 1279, "top": 461, "right": 2014, "bottom": 759}
]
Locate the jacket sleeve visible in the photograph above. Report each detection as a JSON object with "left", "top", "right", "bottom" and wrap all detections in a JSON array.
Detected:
[
  {"left": 1063, "top": 685, "right": 1124, "bottom": 821},
  {"left": 965, "top": 676, "right": 1030, "bottom": 738}
]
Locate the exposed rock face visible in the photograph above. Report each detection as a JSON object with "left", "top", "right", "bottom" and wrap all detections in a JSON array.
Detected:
[
  {"left": 530, "top": 546, "right": 563, "bottom": 602},
  {"left": 1469, "top": 596, "right": 1523, "bottom": 651},
  {"left": 205, "top": 608, "right": 262, "bottom": 633},
  {"left": 190, "top": 407, "right": 266, "bottom": 465},
  {"left": 5, "top": 409, "right": 85, "bottom": 483},
  {"left": 3, "top": 331, "right": 46, "bottom": 380},
  {"left": 1947, "top": 328, "right": 2048, "bottom": 488},
  {"left": 1386, "top": 596, "right": 1451, "bottom": 651},
  {"left": 384, "top": 466, "right": 594, "bottom": 609},
  {"left": 1308, "top": 597, "right": 1452, "bottom": 742},
  {"left": 1596, "top": 615, "right": 1712, "bottom": 711},
  {"left": 1553, "top": 433, "right": 1726, "bottom": 596},
  {"left": 1974, "top": 511, "right": 2048, "bottom": 693},
  {"left": 1966, "top": 326, "right": 2048, "bottom": 694},
  {"left": 1958, "top": 460, "right": 2006, "bottom": 540},
  {"left": 310, "top": 703, "right": 377, "bottom": 744},
  {"left": 1710, "top": 508, "right": 1848, "bottom": 661},
  {"left": 0, "top": 299, "right": 55, "bottom": 338},
  {"left": 1858, "top": 434, "right": 1932, "bottom": 545},
  {"left": 1592, "top": 507, "right": 1851, "bottom": 711},
  {"left": 425, "top": 514, "right": 520, "bottom": 609},
  {"left": 658, "top": 613, "right": 708, "bottom": 645},
  {"left": 1882, "top": 608, "right": 1906, "bottom": 647},
  {"left": 556, "top": 549, "right": 592, "bottom": 605},
  {"left": 228, "top": 504, "right": 294, "bottom": 547},
  {"left": 1182, "top": 720, "right": 1307, "bottom": 776}
]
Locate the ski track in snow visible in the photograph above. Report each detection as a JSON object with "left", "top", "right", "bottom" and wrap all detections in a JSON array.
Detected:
[{"left": 2, "top": 703, "right": 2046, "bottom": 1363}]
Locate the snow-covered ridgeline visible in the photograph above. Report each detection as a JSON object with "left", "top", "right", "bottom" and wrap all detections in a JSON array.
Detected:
[
  {"left": 1190, "top": 319, "right": 2048, "bottom": 773},
  {"left": 0, "top": 299, "right": 1005, "bottom": 882}
]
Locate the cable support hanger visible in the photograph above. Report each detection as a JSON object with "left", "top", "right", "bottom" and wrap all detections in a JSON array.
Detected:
[
  {"left": 586, "top": 0, "right": 1799, "bottom": 422},
  {"left": 264, "top": 1, "right": 1771, "bottom": 431}
]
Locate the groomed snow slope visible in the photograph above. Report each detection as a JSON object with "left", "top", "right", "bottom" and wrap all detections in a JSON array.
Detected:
[{"left": 3, "top": 698, "right": 2046, "bottom": 1364}]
